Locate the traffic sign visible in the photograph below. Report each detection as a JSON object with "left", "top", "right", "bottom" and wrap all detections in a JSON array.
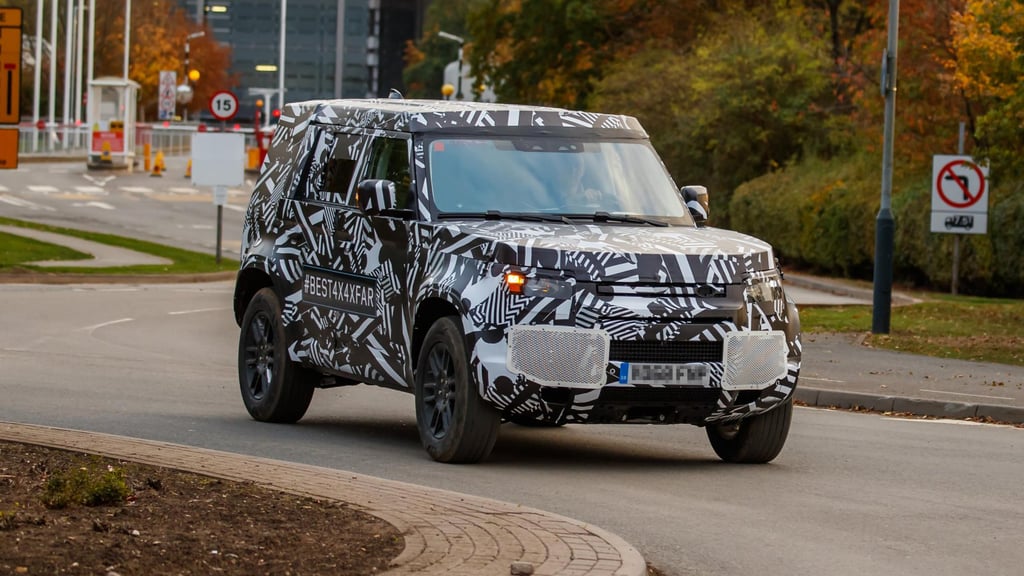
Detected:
[
  {"left": 931, "top": 155, "right": 989, "bottom": 235},
  {"left": 0, "top": 7, "right": 23, "bottom": 125},
  {"left": 209, "top": 90, "right": 239, "bottom": 121},
  {"left": 158, "top": 71, "right": 177, "bottom": 121}
]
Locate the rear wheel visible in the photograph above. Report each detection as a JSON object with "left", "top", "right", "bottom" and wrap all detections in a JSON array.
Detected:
[
  {"left": 238, "top": 287, "right": 315, "bottom": 423},
  {"left": 414, "top": 316, "right": 500, "bottom": 463},
  {"left": 706, "top": 399, "right": 792, "bottom": 464}
]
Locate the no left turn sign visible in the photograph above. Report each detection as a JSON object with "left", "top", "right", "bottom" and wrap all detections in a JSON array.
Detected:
[{"left": 931, "top": 154, "right": 989, "bottom": 235}]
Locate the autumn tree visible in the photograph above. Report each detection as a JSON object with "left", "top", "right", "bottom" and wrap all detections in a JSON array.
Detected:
[
  {"left": 403, "top": 0, "right": 477, "bottom": 99},
  {"left": 90, "top": 0, "right": 234, "bottom": 120},
  {"left": 948, "top": 0, "right": 1024, "bottom": 178},
  {"left": 593, "top": 4, "right": 833, "bottom": 221},
  {"left": 6, "top": 0, "right": 233, "bottom": 122}
]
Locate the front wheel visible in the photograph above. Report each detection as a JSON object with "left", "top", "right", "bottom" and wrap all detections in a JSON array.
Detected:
[
  {"left": 238, "top": 287, "right": 315, "bottom": 423},
  {"left": 414, "top": 316, "right": 500, "bottom": 463},
  {"left": 706, "top": 399, "right": 793, "bottom": 464}
]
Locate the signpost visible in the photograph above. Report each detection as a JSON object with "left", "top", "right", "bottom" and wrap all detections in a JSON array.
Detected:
[
  {"left": 930, "top": 155, "right": 988, "bottom": 235},
  {"left": 0, "top": 7, "right": 22, "bottom": 169},
  {"left": 192, "top": 125, "right": 244, "bottom": 264},
  {"left": 158, "top": 71, "right": 177, "bottom": 121}
]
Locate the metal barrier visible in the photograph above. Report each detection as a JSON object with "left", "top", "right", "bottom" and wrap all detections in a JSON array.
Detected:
[{"left": 15, "top": 123, "right": 263, "bottom": 160}]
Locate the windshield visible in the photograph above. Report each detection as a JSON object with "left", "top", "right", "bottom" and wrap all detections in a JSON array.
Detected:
[{"left": 426, "top": 137, "right": 694, "bottom": 226}]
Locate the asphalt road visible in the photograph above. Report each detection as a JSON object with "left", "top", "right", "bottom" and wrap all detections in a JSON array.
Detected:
[{"left": 1, "top": 281, "right": 1021, "bottom": 576}]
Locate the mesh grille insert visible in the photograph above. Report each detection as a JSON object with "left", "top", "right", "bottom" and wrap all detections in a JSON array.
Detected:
[
  {"left": 609, "top": 340, "right": 723, "bottom": 364},
  {"left": 508, "top": 325, "right": 610, "bottom": 388}
]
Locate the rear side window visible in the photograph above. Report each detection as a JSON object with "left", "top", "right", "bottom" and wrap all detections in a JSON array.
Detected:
[{"left": 294, "top": 130, "right": 362, "bottom": 205}]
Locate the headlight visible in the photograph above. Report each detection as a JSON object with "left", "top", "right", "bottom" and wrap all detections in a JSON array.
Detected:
[
  {"left": 505, "top": 271, "right": 573, "bottom": 299},
  {"left": 744, "top": 270, "right": 784, "bottom": 304}
]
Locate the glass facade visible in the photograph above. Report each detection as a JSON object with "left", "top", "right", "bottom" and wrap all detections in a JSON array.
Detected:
[{"left": 179, "top": 0, "right": 423, "bottom": 111}]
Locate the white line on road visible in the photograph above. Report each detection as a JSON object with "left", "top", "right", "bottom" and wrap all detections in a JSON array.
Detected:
[
  {"left": 801, "top": 376, "right": 846, "bottom": 383},
  {"left": 82, "top": 174, "right": 116, "bottom": 186},
  {"left": 120, "top": 186, "right": 154, "bottom": 194},
  {"left": 71, "top": 201, "right": 116, "bottom": 210},
  {"left": 0, "top": 195, "right": 56, "bottom": 211},
  {"left": 74, "top": 186, "right": 108, "bottom": 194},
  {"left": 918, "top": 389, "right": 1015, "bottom": 401},
  {"left": 222, "top": 204, "right": 245, "bottom": 212},
  {"left": 77, "top": 317, "right": 134, "bottom": 334},
  {"left": 168, "top": 307, "right": 230, "bottom": 316},
  {"left": 26, "top": 185, "right": 60, "bottom": 194},
  {"left": 168, "top": 187, "right": 199, "bottom": 194},
  {"left": 0, "top": 185, "right": 7, "bottom": 192}
]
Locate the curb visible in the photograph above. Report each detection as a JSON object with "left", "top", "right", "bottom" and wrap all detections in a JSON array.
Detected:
[
  {"left": 784, "top": 272, "right": 919, "bottom": 306},
  {"left": 796, "top": 387, "right": 1024, "bottom": 424},
  {"left": 0, "top": 270, "right": 236, "bottom": 285},
  {"left": 0, "top": 422, "right": 647, "bottom": 576}
]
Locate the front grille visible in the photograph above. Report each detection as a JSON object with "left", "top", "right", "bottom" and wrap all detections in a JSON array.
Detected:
[
  {"left": 609, "top": 340, "right": 723, "bottom": 363},
  {"left": 507, "top": 325, "right": 610, "bottom": 388}
]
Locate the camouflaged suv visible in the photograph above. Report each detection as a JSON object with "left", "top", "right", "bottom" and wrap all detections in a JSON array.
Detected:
[{"left": 234, "top": 98, "right": 801, "bottom": 463}]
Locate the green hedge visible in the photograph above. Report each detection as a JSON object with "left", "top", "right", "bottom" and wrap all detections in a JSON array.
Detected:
[{"left": 728, "top": 154, "right": 1024, "bottom": 297}]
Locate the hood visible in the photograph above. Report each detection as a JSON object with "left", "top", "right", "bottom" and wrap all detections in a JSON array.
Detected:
[{"left": 435, "top": 221, "right": 775, "bottom": 284}]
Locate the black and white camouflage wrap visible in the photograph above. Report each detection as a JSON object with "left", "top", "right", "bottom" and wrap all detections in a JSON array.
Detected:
[{"left": 239, "top": 99, "right": 801, "bottom": 427}]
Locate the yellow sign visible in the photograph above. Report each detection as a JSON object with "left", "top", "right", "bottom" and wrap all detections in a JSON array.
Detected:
[
  {"left": 0, "top": 128, "right": 18, "bottom": 169},
  {"left": 1, "top": 7, "right": 23, "bottom": 125}
]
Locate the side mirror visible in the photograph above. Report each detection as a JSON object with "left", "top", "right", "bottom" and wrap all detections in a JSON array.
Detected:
[
  {"left": 356, "top": 179, "right": 398, "bottom": 215},
  {"left": 681, "top": 185, "right": 709, "bottom": 227}
]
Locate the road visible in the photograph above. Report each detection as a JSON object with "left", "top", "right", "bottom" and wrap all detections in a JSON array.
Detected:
[
  {"left": 0, "top": 158, "right": 247, "bottom": 258},
  {"left": 1, "top": 281, "right": 1021, "bottom": 576}
]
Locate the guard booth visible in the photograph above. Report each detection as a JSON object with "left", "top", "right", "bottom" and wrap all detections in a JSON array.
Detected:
[{"left": 87, "top": 77, "right": 140, "bottom": 169}]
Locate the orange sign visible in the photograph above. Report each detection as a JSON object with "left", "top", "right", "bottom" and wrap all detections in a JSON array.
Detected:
[
  {"left": 0, "top": 128, "right": 18, "bottom": 169},
  {"left": 0, "top": 7, "right": 22, "bottom": 125}
]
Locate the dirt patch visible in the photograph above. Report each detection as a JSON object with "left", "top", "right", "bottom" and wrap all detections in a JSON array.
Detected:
[{"left": 0, "top": 441, "right": 402, "bottom": 575}]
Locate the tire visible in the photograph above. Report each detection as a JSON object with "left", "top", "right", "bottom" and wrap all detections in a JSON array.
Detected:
[
  {"left": 706, "top": 398, "right": 793, "bottom": 464},
  {"left": 414, "top": 316, "right": 500, "bottom": 463},
  {"left": 238, "top": 287, "right": 315, "bottom": 423}
]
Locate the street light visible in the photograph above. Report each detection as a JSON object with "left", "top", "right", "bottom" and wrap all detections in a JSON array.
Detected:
[
  {"left": 437, "top": 30, "right": 464, "bottom": 101},
  {"left": 179, "top": 30, "right": 205, "bottom": 121}
]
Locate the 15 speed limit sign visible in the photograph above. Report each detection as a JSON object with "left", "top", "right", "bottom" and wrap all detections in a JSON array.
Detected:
[{"left": 209, "top": 90, "right": 239, "bottom": 121}]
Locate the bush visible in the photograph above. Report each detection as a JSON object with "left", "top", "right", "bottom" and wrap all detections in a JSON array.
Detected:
[{"left": 730, "top": 154, "right": 1024, "bottom": 297}]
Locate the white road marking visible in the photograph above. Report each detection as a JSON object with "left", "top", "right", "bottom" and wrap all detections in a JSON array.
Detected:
[
  {"left": 918, "top": 389, "right": 1015, "bottom": 401},
  {"left": 72, "top": 201, "right": 116, "bottom": 210},
  {"left": 0, "top": 185, "right": 8, "bottom": 192},
  {"left": 169, "top": 187, "right": 199, "bottom": 194},
  {"left": 222, "top": 204, "right": 246, "bottom": 212},
  {"left": 801, "top": 376, "right": 846, "bottom": 383},
  {"left": 120, "top": 186, "right": 153, "bottom": 194},
  {"left": 191, "top": 224, "right": 214, "bottom": 230},
  {"left": 77, "top": 317, "right": 134, "bottom": 333},
  {"left": 82, "top": 174, "right": 116, "bottom": 186},
  {"left": 168, "top": 307, "right": 230, "bottom": 316},
  {"left": 0, "top": 195, "right": 56, "bottom": 211},
  {"left": 880, "top": 417, "right": 1018, "bottom": 428},
  {"left": 74, "top": 186, "right": 108, "bottom": 194},
  {"left": 26, "top": 185, "right": 60, "bottom": 194}
]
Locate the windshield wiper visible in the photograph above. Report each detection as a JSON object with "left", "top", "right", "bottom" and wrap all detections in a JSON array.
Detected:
[
  {"left": 438, "top": 211, "right": 574, "bottom": 224},
  {"left": 584, "top": 211, "right": 669, "bottom": 227}
]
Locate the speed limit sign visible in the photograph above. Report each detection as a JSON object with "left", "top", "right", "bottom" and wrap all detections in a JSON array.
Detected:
[{"left": 209, "top": 90, "right": 239, "bottom": 121}]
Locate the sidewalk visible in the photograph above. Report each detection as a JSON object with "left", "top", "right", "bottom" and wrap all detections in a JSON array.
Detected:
[
  {"left": 0, "top": 421, "right": 645, "bottom": 576},
  {"left": 785, "top": 272, "right": 1024, "bottom": 425}
]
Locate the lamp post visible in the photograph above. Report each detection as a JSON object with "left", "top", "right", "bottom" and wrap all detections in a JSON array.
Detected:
[
  {"left": 437, "top": 30, "right": 464, "bottom": 101},
  {"left": 179, "top": 30, "right": 205, "bottom": 121}
]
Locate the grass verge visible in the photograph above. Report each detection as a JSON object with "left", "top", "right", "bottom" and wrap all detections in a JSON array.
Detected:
[
  {"left": 0, "top": 231, "right": 92, "bottom": 267},
  {"left": 0, "top": 216, "right": 232, "bottom": 275},
  {"left": 801, "top": 293, "right": 1024, "bottom": 366}
]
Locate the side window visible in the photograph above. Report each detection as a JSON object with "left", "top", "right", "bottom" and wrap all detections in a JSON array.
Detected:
[
  {"left": 367, "top": 137, "right": 413, "bottom": 210},
  {"left": 297, "top": 130, "right": 361, "bottom": 205}
]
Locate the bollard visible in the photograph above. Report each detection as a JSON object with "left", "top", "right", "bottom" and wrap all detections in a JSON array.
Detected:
[
  {"left": 185, "top": 158, "right": 192, "bottom": 179},
  {"left": 143, "top": 142, "right": 152, "bottom": 172}
]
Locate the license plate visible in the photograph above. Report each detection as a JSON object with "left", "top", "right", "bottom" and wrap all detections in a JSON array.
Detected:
[{"left": 619, "top": 362, "right": 710, "bottom": 386}]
